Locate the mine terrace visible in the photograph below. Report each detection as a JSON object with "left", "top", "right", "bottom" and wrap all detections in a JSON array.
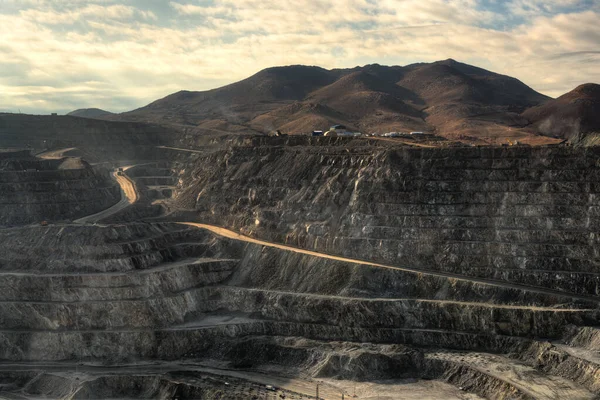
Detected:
[{"left": 1, "top": 60, "right": 600, "bottom": 400}]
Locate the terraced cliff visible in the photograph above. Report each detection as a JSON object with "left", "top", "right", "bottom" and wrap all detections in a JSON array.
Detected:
[
  {"left": 3, "top": 137, "right": 600, "bottom": 399},
  {"left": 2, "top": 219, "right": 600, "bottom": 399},
  {"left": 0, "top": 113, "right": 177, "bottom": 162},
  {"left": 175, "top": 139, "right": 600, "bottom": 298},
  {"left": 0, "top": 150, "right": 120, "bottom": 225}
]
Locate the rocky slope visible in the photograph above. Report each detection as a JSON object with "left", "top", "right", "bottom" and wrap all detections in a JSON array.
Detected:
[
  {"left": 1, "top": 217, "right": 599, "bottom": 399},
  {"left": 108, "top": 60, "right": 570, "bottom": 145},
  {"left": 523, "top": 83, "right": 600, "bottom": 142},
  {"left": 174, "top": 137, "right": 600, "bottom": 297},
  {"left": 3, "top": 136, "right": 600, "bottom": 398},
  {"left": 67, "top": 108, "right": 114, "bottom": 119},
  {"left": 0, "top": 150, "right": 120, "bottom": 225},
  {"left": 0, "top": 113, "right": 177, "bottom": 161}
]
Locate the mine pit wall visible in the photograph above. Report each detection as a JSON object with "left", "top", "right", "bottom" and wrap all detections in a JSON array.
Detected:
[
  {"left": 0, "top": 259, "right": 237, "bottom": 302},
  {"left": 0, "top": 149, "right": 32, "bottom": 160},
  {"left": 0, "top": 339, "right": 543, "bottom": 400},
  {"left": 419, "top": 360, "right": 532, "bottom": 400},
  {"left": 178, "top": 144, "right": 600, "bottom": 296},
  {"left": 0, "top": 113, "right": 178, "bottom": 162},
  {"left": 5, "top": 193, "right": 600, "bottom": 397},
  {"left": 0, "top": 231, "right": 596, "bottom": 361},
  {"left": 229, "top": 245, "right": 599, "bottom": 308},
  {"left": 2, "top": 223, "right": 592, "bottom": 335},
  {"left": 1, "top": 157, "right": 72, "bottom": 171},
  {"left": 0, "top": 323, "right": 529, "bottom": 363},
  {"left": 0, "top": 284, "right": 593, "bottom": 333},
  {"left": 0, "top": 223, "right": 243, "bottom": 273},
  {"left": 0, "top": 162, "right": 120, "bottom": 226}
]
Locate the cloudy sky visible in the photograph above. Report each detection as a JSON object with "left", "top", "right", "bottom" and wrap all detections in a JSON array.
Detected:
[{"left": 1, "top": 0, "right": 599, "bottom": 114}]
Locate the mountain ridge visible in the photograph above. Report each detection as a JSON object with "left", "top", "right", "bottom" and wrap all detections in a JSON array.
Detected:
[
  {"left": 101, "top": 60, "right": 598, "bottom": 145},
  {"left": 523, "top": 83, "right": 600, "bottom": 141},
  {"left": 67, "top": 108, "right": 114, "bottom": 119}
]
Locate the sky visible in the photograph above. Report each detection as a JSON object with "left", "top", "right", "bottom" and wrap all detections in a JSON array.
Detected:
[{"left": 0, "top": 0, "right": 599, "bottom": 114}]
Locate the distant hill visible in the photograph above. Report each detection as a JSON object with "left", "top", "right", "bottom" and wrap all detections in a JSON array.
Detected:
[
  {"left": 523, "top": 83, "right": 600, "bottom": 141},
  {"left": 67, "top": 108, "right": 114, "bottom": 119},
  {"left": 107, "top": 60, "right": 585, "bottom": 145},
  {"left": 0, "top": 113, "right": 176, "bottom": 161}
]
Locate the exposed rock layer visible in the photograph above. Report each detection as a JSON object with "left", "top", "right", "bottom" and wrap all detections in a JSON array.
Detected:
[{"left": 3, "top": 139, "right": 600, "bottom": 398}]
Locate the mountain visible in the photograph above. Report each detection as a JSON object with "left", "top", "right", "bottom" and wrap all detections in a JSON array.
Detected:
[
  {"left": 399, "top": 59, "right": 548, "bottom": 107},
  {"left": 67, "top": 108, "right": 114, "bottom": 119},
  {"left": 523, "top": 83, "right": 600, "bottom": 141},
  {"left": 116, "top": 66, "right": 337, "bottom": 130},
  {"left": 108, "top": 60, "right": 576, "bottom": 145}
]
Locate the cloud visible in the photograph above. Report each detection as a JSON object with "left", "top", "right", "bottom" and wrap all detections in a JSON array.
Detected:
[
  {"left": 547, "top": 51, "right": 600, "bottom": 59},
  {"left": 169, "top": 2, "right": 230, "bottom": 17},
  {"left": 18, "top": 4, "right": 155, "bottom": 24},
  {"left": 506, "top": 0, "right": 587, "bottom": 17},
  {"left": 0, "top": 0, "right": 598, "bottom": 113}
]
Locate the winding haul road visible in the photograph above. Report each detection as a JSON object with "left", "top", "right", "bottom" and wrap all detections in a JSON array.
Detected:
[
  {"left": 180, "top": 223, "right": 600, "bottom": 305},
  {"left": 74, "top": 170, "right": 138, "bottom": 224},
  {"left": 5, "top": 156, "right": 596, "bottom": 400},
  {"left": 0, "top": 361, "right": 346, "bottom": 400},
  {"left": 37, "top": 147, "right": 78, "bottom": 159},
  {"left": 36, "top": 147, "right": 140, "bottom": 223},
  {"left": 72, "top": 167, "right": 600, "bottom": 304},
  {"left": 76, "top": 169, "right": 600, "bottom": 305},
  {"left": 155, "top": 145, "right": 207, "bottom": 154}
]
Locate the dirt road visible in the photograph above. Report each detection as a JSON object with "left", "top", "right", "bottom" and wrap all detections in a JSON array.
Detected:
[
  {"left": 427, "top": 351, "right": 594, "bottom": 399},
  {"left": 156, "top": 145, "right": 206, "bottom": 154},
  {"left": 37, "top": 147, "right": 77, "bottom": 159},
  {"left": 0, "top": 361, "right": 344, "bottom": 400},
  {"left": 181, "top": 223, "right": 600, "bottom": 304},
  {"left": 74, "top": 171, "right": 138, "bottom": 223},
  {"left": 371, "top": 137, "right": 437, "bottom": 147}
]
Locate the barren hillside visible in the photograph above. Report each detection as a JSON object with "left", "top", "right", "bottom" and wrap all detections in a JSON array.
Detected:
[
  {"left": 67, "top": 108, "right": 114, "bottom": 119},
  {"left": 105, "top": 59, "right": 580, "bottom": 145},
  {"left": 523, "top": 83, "right": 600, "bottom": 141}
]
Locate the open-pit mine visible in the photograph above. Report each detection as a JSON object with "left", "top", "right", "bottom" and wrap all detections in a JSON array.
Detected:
[{"left": 2, "top": 113, "right": 600, "bottom": 400}]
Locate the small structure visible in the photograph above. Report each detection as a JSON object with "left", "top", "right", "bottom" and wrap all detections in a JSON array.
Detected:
[
  {"left": 326, "top": 124, "right": 355, "bottom": 137},
  {"left": 312, "top": 130, "right": 324, "bottom": 137},
  {"left": 270, "top": 130, "right": 287, "bottom": 137},
  {"left": 410, "top": 131, "right": 424, "bottom": 135}
]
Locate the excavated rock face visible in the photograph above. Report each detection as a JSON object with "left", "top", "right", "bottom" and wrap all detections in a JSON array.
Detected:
[
  {"left": 0, "top": 218, "right": 598, "bottom": 399},
  {"left": 0, "top": 150, "right": 120, "bottom": 226},
  {"left": 0, "top": 113, "right": 176, "bottom": 161},
  {"left": 179, "top": 141, "right": 600, "bottom": 298},
  {"left": 3, "top": 138, "right": 600, "bottom": 399}
]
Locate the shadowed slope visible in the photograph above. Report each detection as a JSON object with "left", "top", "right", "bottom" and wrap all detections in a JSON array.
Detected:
[{"left": 523, "top": 83, "right": 600, "bottom": 141}]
